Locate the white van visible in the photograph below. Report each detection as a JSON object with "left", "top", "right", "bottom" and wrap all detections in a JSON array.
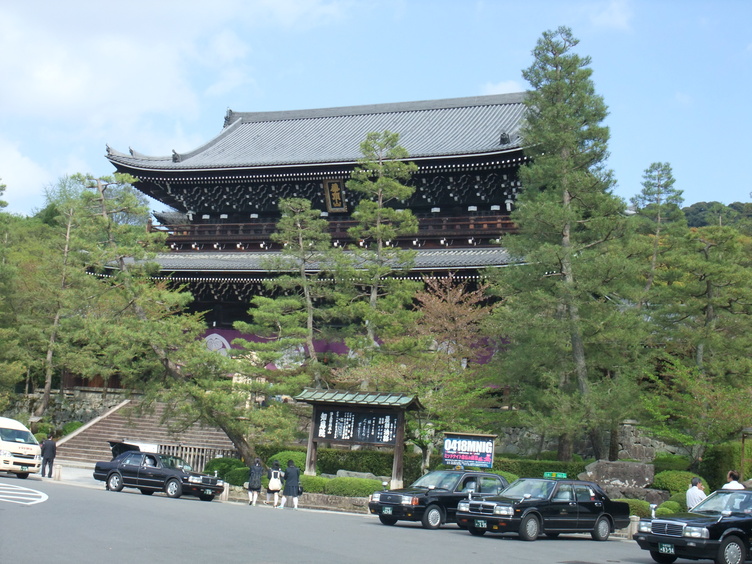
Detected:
[{"left": 0, "top": 417, "right": 42, "bottom": 478}]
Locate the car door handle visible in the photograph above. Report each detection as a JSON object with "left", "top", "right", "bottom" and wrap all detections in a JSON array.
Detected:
[
  {"left": 569, "top": 502, "right": 577, "bottom": 506},
  {"left": 594, "top": 502, "right": 602, "bottom": 507}
]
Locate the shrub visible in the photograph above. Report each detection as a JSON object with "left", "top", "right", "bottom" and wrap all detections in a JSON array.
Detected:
[
  {"left": 300, "top": 474, "right": 329, "bottom": 494},
  {"left": 700, "top": 441, "right": 751, "bottom": 490},
  {"left": 324, "top": 477, "right": 383, "bottom": 497},
  {"left": 652, "top": 471, "right": 707, "bottom": 495},
  {"left": 487, "top": 469, "right": 519, "bottom": 484},
  {"left": 203, "top": 457, "right": 245, "bottom": 480},
  {"left": 615, "top": 498, "right": 651, "bottom": 518},
  {"left": 656, "top": 500, "right": 682, "bottom": 516},
  {"left": 653, "top": 453, "right": 691, "bottom": 473},
  {"left": 62, "top": 421, "right": 84, "bottom": 436},
  {"left": 668, "top": 491, "right": 688, "bottom": 512},
  {"left": 34, "top": 432, "right": 46, "bottom": 443},
  {"left": 226, "top": 467, "right": 250, "bottom": 487},
  {"left": 267, "top": 451, "right": 307, "bottom": 472},
  {"left": 493, "top": 458, "right": 586, "bottom": 480}
]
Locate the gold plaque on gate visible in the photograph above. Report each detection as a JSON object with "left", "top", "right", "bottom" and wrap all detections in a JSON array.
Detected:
[{"left": 323, "top": 179, "right": 347, "bottom": 212}]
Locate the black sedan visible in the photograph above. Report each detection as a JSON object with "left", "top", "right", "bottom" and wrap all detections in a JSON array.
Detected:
[
  {"left": 456, "top": 476, "right": 630, "bottom": 541},
  {"left": 634, "top": 489, "right": 752, "bottom": 564},
  {"left": 93, "top": 450, "right": 225, "bottom": 501},
  {"left": 368, "top": 469, "right": 509, "bottom": 529}
]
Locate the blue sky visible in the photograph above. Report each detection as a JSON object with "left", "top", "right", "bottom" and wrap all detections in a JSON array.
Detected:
[{"left": 1, "top": 0, "right": 750, "bottom": 216}]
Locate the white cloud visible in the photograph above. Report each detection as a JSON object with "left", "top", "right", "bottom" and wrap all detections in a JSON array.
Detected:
[
  {"left": 0, "top": 138, "right": 54, "bottom": 216},
  {"left": 481, "top": 80, "right": 525, "bottom": 95},
  {"left": 589, "top": 0, "right": 633, "bottom": 31}
]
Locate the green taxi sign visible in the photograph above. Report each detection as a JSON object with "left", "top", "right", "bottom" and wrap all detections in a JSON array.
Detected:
[{"left": 543, "top": 472, "right": 567, "bottom": 479}]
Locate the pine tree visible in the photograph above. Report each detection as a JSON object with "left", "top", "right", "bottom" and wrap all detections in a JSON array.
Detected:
[{"left": 485, "top": 27, "right": 641, "bottom": 460}]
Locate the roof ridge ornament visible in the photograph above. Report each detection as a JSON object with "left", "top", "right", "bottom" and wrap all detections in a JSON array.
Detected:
[{"left": 172, "top": 150, "right": 182, "bottom": 163}]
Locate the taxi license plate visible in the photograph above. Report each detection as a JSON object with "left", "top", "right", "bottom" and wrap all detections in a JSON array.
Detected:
[
  {"left": 658, "top": 543, "right": 675, "bottom": 555},
  {"left": 20, "top": 465, "right": 28, "bottom": 471},
  {"left": 383, "top": 506, "right": 393, "bottom": 515},
  {"left": 474, "top": 519, "right": 487, "bottom": 529},
  {"left": 203, "top": 489, "right": 213, "bottom": 495}
]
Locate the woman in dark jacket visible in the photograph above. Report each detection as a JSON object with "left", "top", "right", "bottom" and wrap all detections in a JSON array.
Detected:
[
  {"left": 247, "top": 458, "right": 264, "bottom": 506},
  {"left": 279, "top": 459, "right": 301, "bottom": 510}
]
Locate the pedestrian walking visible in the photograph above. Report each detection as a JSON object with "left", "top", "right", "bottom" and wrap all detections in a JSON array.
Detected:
[
  {"left": 248, "top": 458, "right": 264, "bottom": 506},
  {"left": 40, "top": 434, "right": 56, "bottom": 478},
  {"left": 279, "top": 459, "right": 301, "bottom": 510},
  {"left": 267, "top": 460, "right": 283, "bottom": 508}
]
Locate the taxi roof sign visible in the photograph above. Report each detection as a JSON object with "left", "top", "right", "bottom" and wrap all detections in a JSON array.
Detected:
[{"left": 543, "top": 472, "right": 567, "bottom": 479}]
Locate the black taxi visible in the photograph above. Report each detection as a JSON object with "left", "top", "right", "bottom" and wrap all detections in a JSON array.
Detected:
[
  {"left": 634, "top": 488, "right": 752, "bottom": 564},
  {"left": 368, "top": 469, "right": 508, "bottom": 529},
  {"left": 456, "top": 473, "right": 630, "bottom": 541}
]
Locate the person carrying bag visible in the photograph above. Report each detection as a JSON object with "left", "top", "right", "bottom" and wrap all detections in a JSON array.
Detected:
[{"left": 267, "top": 460, "right": 283, "bottom": 508}]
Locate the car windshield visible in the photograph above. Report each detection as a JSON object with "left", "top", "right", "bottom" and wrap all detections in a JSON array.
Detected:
[
  {"left": 411, "top": 471, "right": 462, "bottom": 491},
  {"left": 159, "top": 455, "right": 192, "bottom": 472},
  {"left": 0, "top": 427, "right": 37, "bottom": 445},
  {"left": 691, "top": 491, "right": 752, "bottom": 515},
  {"left": 502, "top": 479, "right": 555, "bottom": 500}
]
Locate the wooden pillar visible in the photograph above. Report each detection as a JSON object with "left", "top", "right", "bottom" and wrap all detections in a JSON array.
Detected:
[
  {"left": 304, "top": 406, "right": 318, "bottom": 476},
  {"left": 390, "top": 410, "right": 405, "bottom": 489}
]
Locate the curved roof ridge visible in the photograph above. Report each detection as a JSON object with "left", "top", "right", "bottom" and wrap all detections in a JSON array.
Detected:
[{"left": 226, "top": 92, "right": 527, "bottom": 125}]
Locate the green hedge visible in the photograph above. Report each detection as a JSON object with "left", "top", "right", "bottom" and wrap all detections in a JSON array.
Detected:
[
  {"left": 267, "top": 451, "right": 307, "bottom": 471},
  {"left": 668, "top": 491, "right": 688, "bottom": 512},
  {"left": 62, "top": 421, "right": 84, "bottom": 436},
  {"left": 204, "top": 457, "right": 246, "bottom": 480},
  {"left": 699, "top": 441, "right": 751, "bottom": 490},
  {"left": 656, "top": 500, "right": 682, "bottom": 516},
  {"left": 615, "top": 498, "right": 651, "bottom": 518},
  {"left": 653, "top": 453, "right": 691, "bottom": 473},
  {"left": 226, "top": 467, "right": 250, "bottom": 487},
  {"left": 323, "top": 476, "right": 383, "bottom": 497},
  {"left": 493, "top": 458, "right": 587, "bottom": 480},
  {"left": 652, "top": 471, "right": 708, "bottom": 495}
]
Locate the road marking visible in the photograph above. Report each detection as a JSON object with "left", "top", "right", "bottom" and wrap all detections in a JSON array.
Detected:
[{"left": 0, "top": 482, "right": 48, "bottom": 505}]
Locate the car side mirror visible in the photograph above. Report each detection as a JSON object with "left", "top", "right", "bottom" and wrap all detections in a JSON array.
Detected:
[
  {"left": 650, "top": 504, "right": 657, "bottom": 519},
  {"left": 382, "top": 481, "right": 388, "bottom": 489}
]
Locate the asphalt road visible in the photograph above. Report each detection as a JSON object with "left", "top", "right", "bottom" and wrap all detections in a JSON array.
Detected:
[{"left": 0, "top": 475, "right": 660, "bottom": 564}]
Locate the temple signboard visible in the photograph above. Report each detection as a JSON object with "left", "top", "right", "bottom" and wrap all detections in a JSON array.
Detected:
[{"left": 315, "top": 408, "right": 398, "bottom": 445}]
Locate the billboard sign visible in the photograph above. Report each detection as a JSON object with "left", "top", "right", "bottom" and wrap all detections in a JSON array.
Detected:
[{"left": 442, "top": 433, "right": 496, "bottom": 468}]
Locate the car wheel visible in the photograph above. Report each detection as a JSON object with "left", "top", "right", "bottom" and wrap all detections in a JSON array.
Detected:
[
  {"left": 15, "top": 472, "right": 29, "bottom": 479},
  {"left": 107, "top": 472, "right": 124, "bottom": 492},
  {"left": 468, "top": 526, "right": 486, "bottom": 536},
  {"left": 649, "top": 551, "right": 677, "bottom": 564},
  {"left": 421, "top": 505, "right": 443, "bottom": 529},
  {"left": 199, "top": 494, "right": 214, "bottom": 502},
  {"left": 165, "top": 478, "right": 182, "bottom": 498},
  {"left": 591, "top": 516, "right": 611, "bottom": 541},
  {"left": 139, "top": 489, "right": 154, "bottom": 495},
  {"left": 519, "top": 514, "right": 540, "bottom": 541},
  {"left": 716, "top": 536, "right": 746, "bottom": 564},
  {"left": 545, "top": 532, "right": 560, "bottom": 539},
  {"left": 379, "top": 515, "right": 398, "bottom": 526}
]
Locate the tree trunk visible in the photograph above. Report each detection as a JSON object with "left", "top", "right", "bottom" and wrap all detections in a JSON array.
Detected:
[
  {"left": 557, "top": 433, "right": 573, "bottom": 461},
  {"left": 608, "top": 426, "right": 620, "bottom": 461}
]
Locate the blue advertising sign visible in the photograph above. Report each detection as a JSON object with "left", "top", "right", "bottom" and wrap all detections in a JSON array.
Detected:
[{"left": 442, "top": 433, "right": 496, "bottom": 468}]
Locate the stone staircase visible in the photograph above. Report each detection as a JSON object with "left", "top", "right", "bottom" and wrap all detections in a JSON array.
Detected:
[{"left": 56, "top": 400, "right": 237, "bottom": 470}]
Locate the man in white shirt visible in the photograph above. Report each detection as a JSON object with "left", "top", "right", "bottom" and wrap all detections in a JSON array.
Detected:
[
  {"left": 686, "top": 477, "right": 706, "bottom": 508},
  {"left": 722, "top": 470, "right": 745, "bottom": 490}
]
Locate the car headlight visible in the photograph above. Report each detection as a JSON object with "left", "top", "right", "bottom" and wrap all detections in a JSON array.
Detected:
[
  {"left": 371, "top": 493, "right": 381, "bottom": 502},
  {"left": 457, "top": 501, "right": 470, "bottom": 512},
  {"left": 683, "top": 526, "right": 709, "bottom": 539},
  {"left": 34, "top": 454, "right": 41, "bottom": 461},
  {"left": 493, "top": 505, "right": 513, "bottom": 516},
  {"left": 401, "top": 495, "right": 418, "bottom": 505},
  {"left": 638, "top": 520, "right": 652, "bottom": 533},
  {"left": 188, "top": 476, "right": 202, "bottom": 484},
  {"left": 0, "top": 449, "right": 11, "bottom": 457},
  {"left": 216, "top": 480, "right": 224, "bottom": 486}
]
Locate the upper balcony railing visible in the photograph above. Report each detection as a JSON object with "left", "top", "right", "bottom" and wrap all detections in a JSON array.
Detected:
[{"left": 149, "top": 213, "right": 516, "bottom": 251}]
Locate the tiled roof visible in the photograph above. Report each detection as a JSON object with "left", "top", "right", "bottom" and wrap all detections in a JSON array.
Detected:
[
  {"left": 106, "top": 93, "right": 527, "bottom": 171},
  {"left": 149, "top": 247, "right": 515, "bottom": 275},
  {"left": 294, "top": 388, "right": 423, "bottom": 410}
]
